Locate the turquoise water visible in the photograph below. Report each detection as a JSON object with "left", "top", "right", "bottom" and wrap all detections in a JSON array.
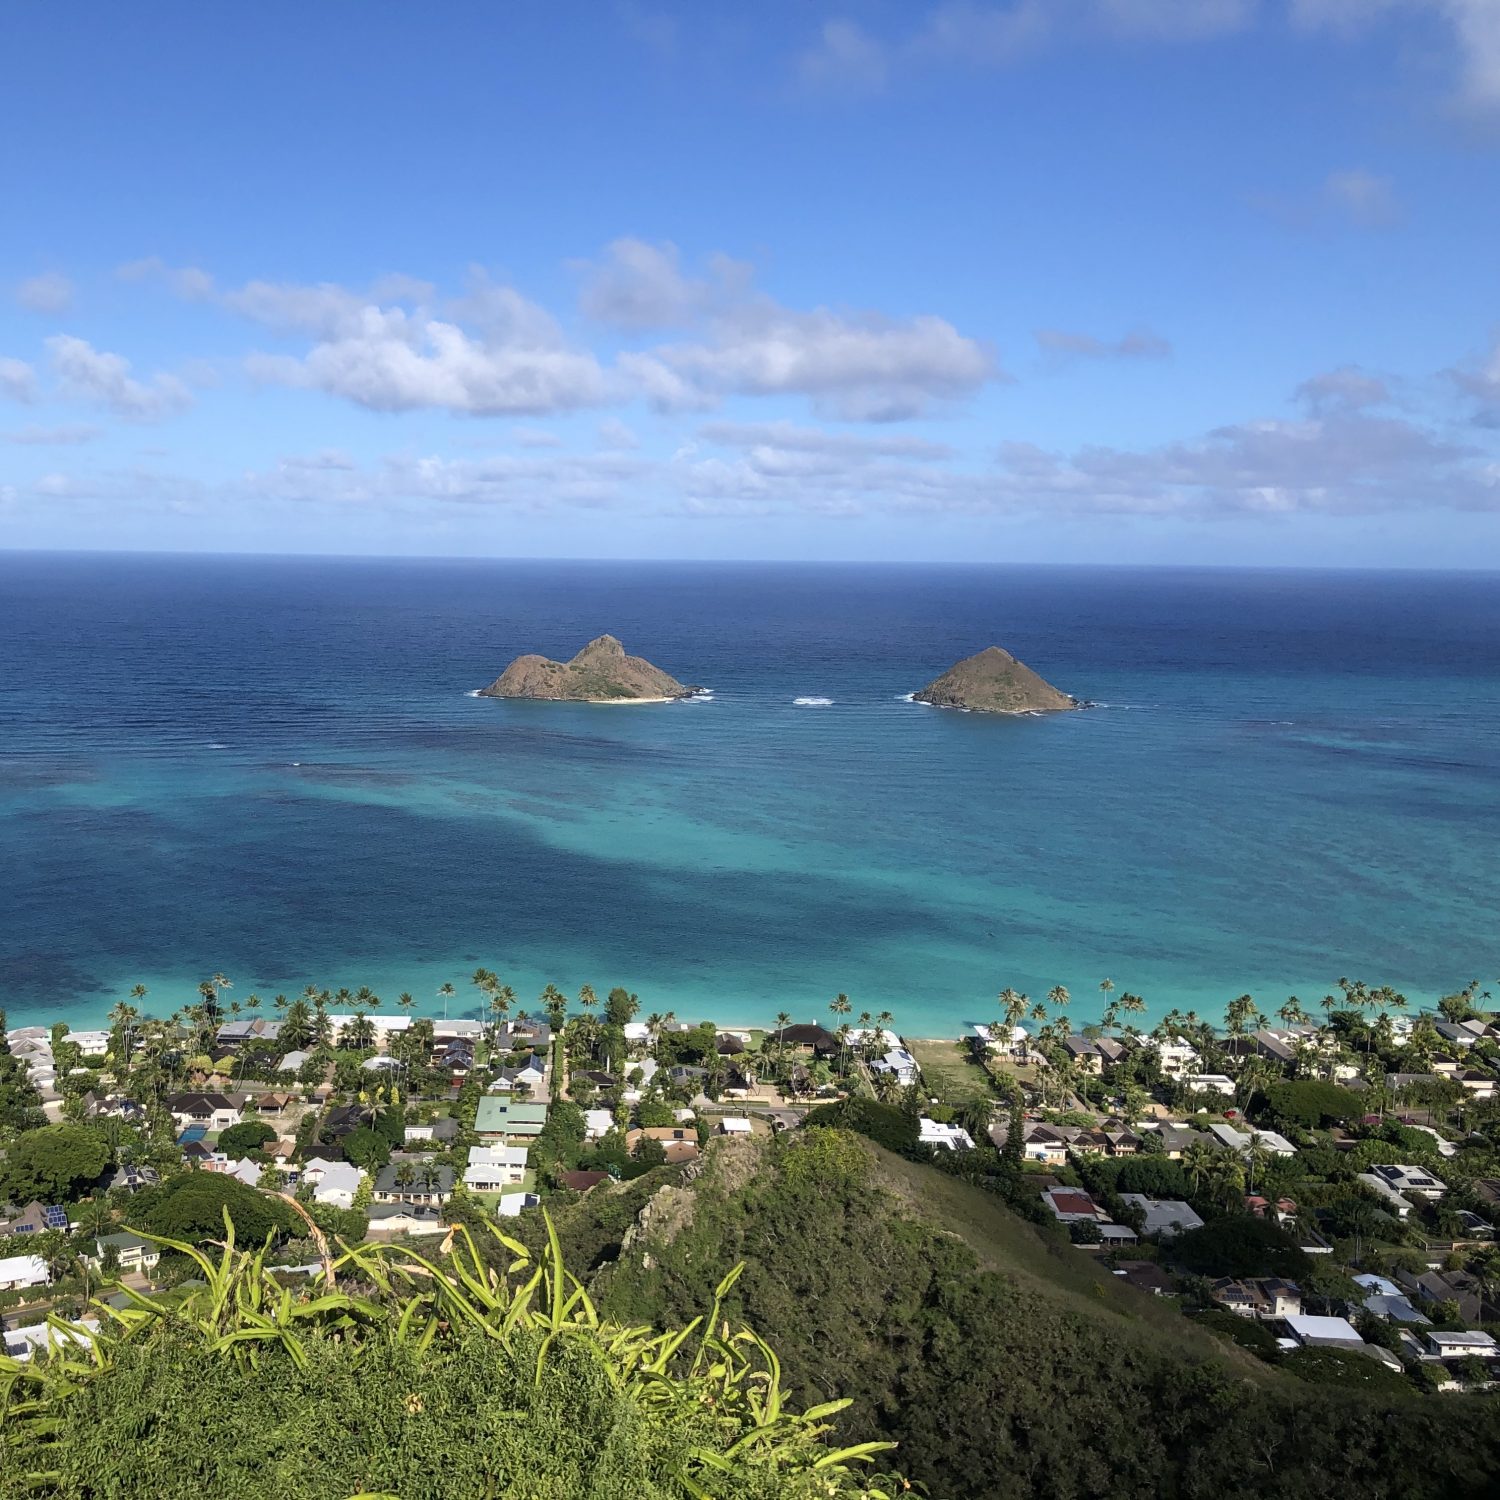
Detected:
[{"left": 2, "top": 553, "right": 1497, "bottom": 1034}]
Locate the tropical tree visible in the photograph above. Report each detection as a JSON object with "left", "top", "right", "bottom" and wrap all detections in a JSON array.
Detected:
[
  {"left": 437, "top": 981, "right": 456, "bottom": 1019},
  {"left": 1183, "top": 1138, "right": 1218, "bottom": 1191}
]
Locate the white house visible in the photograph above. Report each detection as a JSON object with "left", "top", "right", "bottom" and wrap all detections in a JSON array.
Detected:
[
  {"left": 64, "top": 1029, "right": 111, "bottom": 1055},
  {"left": 919, "top": 1119, "right": 975, "bottom": 1151},
  {"left": 3, "top": 1317, "right": 99, "bottom": 1362},
  {"left": 719, "top": 1116, "right": 753, "bottom": 1137},
  {"left": 1183, "top": 1074, "right": 1235, "bottom": 1097},
  {"left": 1208, "top": 1123, "right": 1296, "bottom": 1157},
  {"left": 1425, "top": 1331, "right": 1497, "bottom": 1359},
  {"left": 1284, "top": 1315, "right": 1364, "bottom": 1350},
  {"left": 869, "top": 1047, "right": 920, "bottom": 1087},
  {"left": 300, "top": 1157, "right": 364, "bottom": 1209},
  {"left": 495, "top": 1191, "right": 542, "bottom": 1218},
  {"left": 582, "top": 1108, "right": 616, "bottom": 1141},
  {"left": 1148, "top": 1035, "right": 1200, "bottom": 1077},
  {"left": 85, "top": 1231, "right": 160, "bottom": 1275},
  {"left": 1368, "top": 1164, "right": 1447, "bottom": 1200},
  {"left": 1357, "top": 1173, "right": 1415, "bottom": 1218},
  {"left": 463, "top": 1145, "right": 529, "bottom": 1191},
  {"left": 0, "top": 1254, "right": 50, "bottom": 1292}
]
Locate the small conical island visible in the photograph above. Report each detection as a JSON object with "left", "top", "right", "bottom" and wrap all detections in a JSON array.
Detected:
[
  {"left": 476, "top": 634, "right": 700, "bottom": 703},
  {"left": 912, "top": 645, "right": 1083, "bottom": 714}
]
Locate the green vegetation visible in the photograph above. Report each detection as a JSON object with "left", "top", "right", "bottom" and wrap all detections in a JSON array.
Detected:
[
  {"left": 0, "top": 1215, "right": 899, "bottom": 1499},
  {"left": 1, "top": 1125, "right": 109, "bottom": 1204},
  {"left": 587, "top": 1131, "right": 1500, "bottom": 1500}
]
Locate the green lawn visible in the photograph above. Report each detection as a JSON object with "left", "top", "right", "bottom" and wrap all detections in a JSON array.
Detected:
[{"left": 906, "top": 1039, "right": 995, "bottom": 1104}]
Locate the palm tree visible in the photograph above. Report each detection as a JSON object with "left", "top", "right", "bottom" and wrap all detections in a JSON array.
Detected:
[
  {"left": 1183, "top": 1139, "right": 1217, "bottom": 1191},
  {"left": 579, "top": 983, "right": 598, "bottom": 1013},
  {"left": 1277, "top": 996, "right": 1309, "bottom": 1027},
  {"left": 875, "top": 1009, "right": 895, "bottom": 1045},
  {"left": 774, "top": 1011, "right": 792, "bottom": 1066},
  {"left": 998, "top": 988, "right": 1027, "bottom": 1034},
  {"left": 1098, "top": 978, "right": 1115, "bottom": 1011},
  {"left": 1047, "top": 985, "right": 1070, "bottom": 1012},
  {"left": 398, "top": 992, "right": 415, "bottom": 1015},
  {"left": 437, "top": 981, "right": 455, "bottom": 1020},
  {"left": 1243, "top": 1134, "right": 1273, "bottom": 1196},
  {"left": 273, "top": 993, "right": 289, "bottom": 1015}
]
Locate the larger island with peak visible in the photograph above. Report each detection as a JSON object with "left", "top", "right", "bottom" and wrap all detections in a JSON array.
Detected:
[
  {"left": 477, "top": 634, "right": 701, "bottom": 703},
  {"left": 913, "top": 644, "right": 1086, "bottom": 714}
]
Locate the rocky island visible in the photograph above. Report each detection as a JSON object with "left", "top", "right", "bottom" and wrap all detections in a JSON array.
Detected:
[
  {"left": 912, "top": 644, "right": 1084, "bottom": 714},
  {"left": 476, "top": 634, "right": 700, "bottom": 703}
]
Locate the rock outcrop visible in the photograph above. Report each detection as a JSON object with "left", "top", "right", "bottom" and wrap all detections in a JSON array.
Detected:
[
  {"left": 913, "top": 645, "right": 1081, "bottom": 714},
  {"left": 477, "top": 635, "right": 696, "bottom": 702}
]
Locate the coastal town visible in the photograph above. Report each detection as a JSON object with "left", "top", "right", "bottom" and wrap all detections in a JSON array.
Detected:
[{"left": 3, "top": 974, "right": 1500, "bottom": 1394}]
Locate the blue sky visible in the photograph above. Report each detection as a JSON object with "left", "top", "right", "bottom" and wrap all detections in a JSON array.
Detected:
[{"left": 2, "top": 0, "right": 1499, "bottom": 565}]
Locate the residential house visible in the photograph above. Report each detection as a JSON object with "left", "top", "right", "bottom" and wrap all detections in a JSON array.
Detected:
[
  {"left": 85, "top": 1231, "right": 160, "bottom": 1275},
  {"left": 97, "top": 1164, "right": 159, "bottom": 1195},
  {"left": 201, "top": 1155, "right": 261, "bottom": 1188},
  {"left": 300, "top": 1157, "right": 365, "bottom": 1209},
  {"left": 489, "top": 1054, "right": 547, "bottom": 1094},
  {"left": 277, "top": 1049, "right": 310, "bottom": 1073},
  {"left": 972, "top": 1022, "right": 1030, "bottom": 1060},
  {"left": 216, "top": 1018, "right": 282, "bottom": 1048},
  {"left": 1433, "top": 1021, "right": 1484, "bottom": 1049},
  {"left": 167, "top": 1092, "right": 243, "bottom": 1133},
  {"left": 1399, "top": 1269, "right": 1488, "bottom": 1325},
  {"left": 1020, "top": 1122, "right": 1073, "bottom": 1165},
  {"left": 64, "top": 1029, "right": 111, "bottom": 1055},
  {"left": 1042, "top": 1187, "right": 1106, "bottom": 1224},
  {"left": 1119, "top": 1195, "right": 1204, "bottom": 1239},
  {"left": 3, "top": 1317, "right": 100, "bottom": 1362},
  {"left": 1094, "top": 1037, "right": 1129, "bottom": 1067},
  {"left": 1424, "top": 1331, "right": 1498, "bottom": 1360},
  {"left": 1183, "top": 1074, "right": 1235, "bottom": 1096},
  {"left": 1250, "top": 1029, "right": 1298, "bottom": 1066},
  {"left": 1070, "top": 1125, "right": 1140, "bottom": 1157},
  {"left": 1146, "top": 1035, "right": 1200, "bottom": 1077},
  {"left": 1455, "top": 1070, "right": 1497, "bottom": 1100},
  {"left": 0, "top": 1254, "right": 50, "bottom": 1292},
  {"left": 719, "top": 1116, "right": 753, "bottom": 1137},
  {"left": 1357, "top": 1173, "right": 1415, "bottom": 1218},
  {"left": 1354, "top": 1276, "right": 1430, "bottom": 1325},
  {"left": 582, "top": 1108, "right": 616, "bottom": 1141},
  {"left": 919, "top": 1119, "right": 975, "bottom": 1151},
  {"left": 403, "top": 1117, "right": 459, "bottom": 1146},
  {"left": 0, "top": 1202, "right": 68, "bottom": 1238},
  {"left": 495, "top": 1191, "right": 542, "bottom": 1218},
  {"left": 1208, "top": 1123, "right": 1296, "bottom": 1157},
  {"left": 626, "top": 1126, "right": 700, "bottom": 1164},
  {"left": 1145, "top": 1122, "right": 1202, "bottom": 1159},
  {"left": 774, "top": 1024, "right": 841, "bottom": 1058},
  {"left": 1210, "top": 1277, "right": 1303, "bottom": 1320},
  {"left": 1062, "top": 1036, "right": 1103, "bottom": 1074},
  {"left": 1115, "top": 1261, "right": 1175, "bottom": 1296},
  {"left": 1368, "top": 1164, "right": 1447, "bottom": 1200},
  {"left": 373, "top": 1164, "right": 454, "bottom": 1206},
  {"left": 1243, "top": 1195, "right": 1298, "bottom": 1225},
  {"left": 473, "top": 1098, "right": 549, "bottom": 1142},
  {"left": 463, "top": 1145, "right": 529, "bottom": 1192},
  {"left": 869, "top": 1047, "right": 920, "bottom": 1088},
  {"left": 366, "top": 1205, "right": 446, "bottom": 1236},
  {"left": 1284, "top": 1315, "right": 1364, "bottom": 1350},
  {"left": 255, "top": 1092, "right": 296, "bottom": 1117}
]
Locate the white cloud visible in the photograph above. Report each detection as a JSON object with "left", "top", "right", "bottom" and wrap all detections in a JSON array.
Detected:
[
  {"left": 1444, "top": 0, "right": 1500, "bottom": 112},
  {"left": 597, "top": 417, "right": 640, "bottom": 449},
  {"left": 574, "top": 238, "right": 751, "bottom": 330},
  {"left": 16, "top": 272, "right": 74, "bottom": 314},
  {"left": 1295, "top": 365, "right": 1392, "bottom": 414},
  {"left": 46, "top": 336, "right": 194, "bottom": 421},
  {"left": 116, "top": 257, "right": 216, "bottom": 299},
  {"left": 698, "top": 420, "right": 954, "bottom": 460},
  {"left": 245, "top": 301, "right": 609, "bottom": 417},
  {"left": 0, "top": 357, "right": 37, "bottom": 403},
  {"left": 643, "top": 306, "right": 997, "bottom": 420},
  {"left": 1035, "top": 327, "right": 1172, "bottom": 360},
  {"left": 1321, "top": 168, "right": 1403, "bottom": 227},
  {"left": 797, "top": 19, "right": 890, "bottom": 93},
  {"left": 511, "top": 425, "right": 563, "bottom": 448}
]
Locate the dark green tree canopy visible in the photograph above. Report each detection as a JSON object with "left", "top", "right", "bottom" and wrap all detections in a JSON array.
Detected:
[{"left": 1, "top": 1122, "right": 110, "bottom": 1202}]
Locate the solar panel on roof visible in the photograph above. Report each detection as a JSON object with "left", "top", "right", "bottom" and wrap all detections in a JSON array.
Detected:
[{"left": 42, "top": 1205, "right": 68, "bottom": 1228}]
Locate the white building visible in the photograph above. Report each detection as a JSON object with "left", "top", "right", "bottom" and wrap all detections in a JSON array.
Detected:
[
  {"left": 1284, "top": 1315, "right": 1364, "bottom": 1350},
  {"left": 869, "top": 1047, "right": 920, "bottom": 1087},
  {"left": 582, "top": 1108, "right": 616, "bottom": 1141},
  {"left": 1119, "top": 1195, "right": 1204, "bottom": 1239},
  {"left": 919, "top": 1119, "right": 975, "bottom": 1151},
  {"left": 1183, "top": 1074, "right": 1235, "bottom": 1096},
  {"left": 300, "top": 1157, "right": 365, "bottom": 1209},
  {"left": 1425, "top": 1331, "right": 1497, "bottom": 1359},
  {"left": 1147, "top": 1035, "right": 1200, "bottom": 1077},
  {"left": 1357, "top": 1173, "right": 1414, "bottom": 1219},
  {"left": 719, "top": 1116, "right": 753, "bottom": 1136},
  {"left": 464, "top": 1145, "right": 529, "bottom": 1191},
  {"left": 1368, "top": 1164, "right": 1447, "bottom": 1200},
  {"left": 0, "top": 1254, "right": 50, "bottom": 1292}
]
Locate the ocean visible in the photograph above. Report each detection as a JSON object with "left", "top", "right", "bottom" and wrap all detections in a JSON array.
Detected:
[{"left": 2, "top": 552, "right": 1497, "bottom": 1036}]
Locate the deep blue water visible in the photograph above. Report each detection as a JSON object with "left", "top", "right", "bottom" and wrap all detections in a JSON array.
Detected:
[{"left": 2, "top": 552, "right": 1497, "bottom": 1035}]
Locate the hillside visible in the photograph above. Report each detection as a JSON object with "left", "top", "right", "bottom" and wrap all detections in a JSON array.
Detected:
[
  {"left": 566, "top": 1130, "right": 1500, "bottom": 1500},
  {"left": 913, "top": 644, "right": 1080, "bottom": 714},
  {"left": 477, "top": 634, "right": 694, "bottom": 702}
]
